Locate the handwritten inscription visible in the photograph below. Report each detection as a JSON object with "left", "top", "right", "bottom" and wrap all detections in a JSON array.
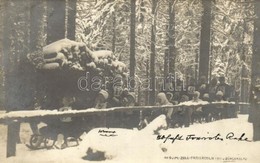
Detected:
[
  {"left": 98, "top": 129, "right": 117, "bottom": 137},
  {"left": 157, "top": 132, "right": 251, "bottom": 143}
]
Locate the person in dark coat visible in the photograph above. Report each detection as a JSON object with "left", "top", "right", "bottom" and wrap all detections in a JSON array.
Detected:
[
  {"left": 249, "top": 84, "right": 260, "bottom": 141},
  {"left": 208, "top": 78, "right": 218, "bottom": 102},
  {"left": 186, "top": 77, "right": 197, "bottom": 100},
  {"left": 228, "top": 85, "right": 238, "bottom": 118},
  {"left": 202, "top": 93, "right": 211, "bottom": 122},
  {"left": 106, "top": 74, "right": 124, "bottom": 127},
  {"left": 94, "top": 90, "right": 109, "bottom": 109},
  {"left": 216, "top": 77, "right": 231, "bottom": 119},
  {"left": 216, "top": 76, "right": 231, "bottom": 101},
  {"left": 177, "top": 95, "right": 190, "bottom": 127}
]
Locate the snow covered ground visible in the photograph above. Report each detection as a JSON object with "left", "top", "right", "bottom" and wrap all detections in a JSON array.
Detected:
[{"left": 0, "top": 114, "right": 259, "bottom": 163}]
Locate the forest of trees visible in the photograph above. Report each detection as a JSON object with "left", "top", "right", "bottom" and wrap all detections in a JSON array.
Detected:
[
  {"left": 76, "top": 0, "right": 256, "bottom": 105},
  {"left": 0, "top": 0, "right": 260, "bottom": 109}
]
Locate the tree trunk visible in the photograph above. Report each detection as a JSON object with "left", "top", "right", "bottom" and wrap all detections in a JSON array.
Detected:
[
  {"left": 30, "top": 0, "right": 45, "bottom": 107},
  {"left": 149, "top": 0, "right": 157, "bottom": 105},
  {"left": 3, "top": 0, "right": 32, "bottom": 111},
  {"left": 30, "top": 0, "right": 45, "bottom": 52},
  {"left": 168, "top": 0, "right": 175, "bottom": 76},
  {"left": 3, "top": 0, "right": 32, "bottom": 155},
  {"left": 130, "top": 0, "right": 136, "bottom": 92},
  {"left": 46, "top": 0, "right": 66, "bottom": 44},
  {"left": 199, "top": 0, "right": 212, "bottom": 81},
  {"left": 67, "top": 0, "right": 77, "bottom": 40},
  {"left": 2, "top": 0, "right": 12, "bottom": 86},
  {"left": 0, "top": 0, "right": 4, "bottom": 109},
  {"left": 251, "top": 0, "right": 260, "bottom": 87},
  {"left": 164, "top": 39, "right": 169, "bottom": 78},
  {"left": 112, "top": 12, "right": 116, "bottom": 52},
  {"left": 146, "top": 57, "right": 149, "bottom": 105},
  {"left": 3, "top": 0, "right": 19, "bottom": 148},
  {"left": 241, "top": 16, "right": 248, "bottom": 106}
]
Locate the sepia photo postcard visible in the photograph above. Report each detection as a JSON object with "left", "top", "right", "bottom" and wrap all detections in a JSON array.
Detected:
[{"left": 0, "top": 0, "right": 260, "bottom": 162}]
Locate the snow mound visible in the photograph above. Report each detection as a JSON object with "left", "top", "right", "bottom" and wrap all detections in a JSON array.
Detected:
[
  {"left": 27, "top": 39, "right": 127, "bottom": 76},
  {"left": 78, "top": 115, "right": 167, "bottom": 161},
  {"left": 3, "top": 115, "right": 260, "bottom": 163},
  {"left": 141, "top": 114, "right": 167, "bottom": 135}
]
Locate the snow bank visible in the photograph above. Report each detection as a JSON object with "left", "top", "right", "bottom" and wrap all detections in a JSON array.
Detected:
[
  {"left": 2, "top": 115, "right": 260, "bottom": 163},
  {"left": 78, "top": 115, "right": 167, "bottom": 162}
]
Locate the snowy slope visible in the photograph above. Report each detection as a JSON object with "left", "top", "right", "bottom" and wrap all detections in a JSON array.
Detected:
[{"left": 1, "top": 114, "right": 259, "bottom": 163}]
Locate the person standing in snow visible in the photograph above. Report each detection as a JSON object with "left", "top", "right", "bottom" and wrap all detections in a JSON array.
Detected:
[
  {"left": 213, "top": 91, "right": 225, "bottom": 120},
  {"left": 181, "top": 95, "right": 193, "bottom": 127},
  {"left": 94, "top": 90, "right": 109, "bottom": 109},
  {"left": 249, "top": 84, "right": 260, "bottom": 141},
  {"left": 202, "top": 93, "right": 211, "bottom": 122},
  {"left": 191, "top": 91, "right": 204, "bottom": 123},
  {"left": 57, "top": 96, "right": 84, "bottom": 149},
  {"left": 107, "top": 74, "right": 124, "bottom": 107},
  {"left": 106, "top": 74, "right": 124, "bottom": 127},
  {"left": 94, "top": 89, "right": 109, "bottom": 127},
  {"left": 208, "top": 78, "right": 218, "bottom": 102},
  {"left": 186, "top": 77, "right": 197, "bottom": 100},
  {"left": 228, "top": 85, "right": 238, "bottom": 118},
  {"left": 216, "top": 76, "right": 231, "bottom": 101},
  {"left": 216, "top": 77, "right": 231, "bottom": 119},
  {"left": 172, "top": 95, "right": 190, "bottom": 128},
  {"left": 123, "top": 92, "right": 139, "bottom": 128}
]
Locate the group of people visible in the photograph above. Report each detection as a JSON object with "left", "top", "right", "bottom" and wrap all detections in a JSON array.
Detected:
[
  {"left": 140, "top": 76, "right": 239, "bottom": 129},
  {"left": 29, "top": 73, "right": 137, "bottom": 149},
  {"left": 31, "top": 74, "right": 241, "bottom": 149}
]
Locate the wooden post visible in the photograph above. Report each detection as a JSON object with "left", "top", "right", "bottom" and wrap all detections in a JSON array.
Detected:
[{"left": 6, "top": 122, "right": 19, "bottom": 157}]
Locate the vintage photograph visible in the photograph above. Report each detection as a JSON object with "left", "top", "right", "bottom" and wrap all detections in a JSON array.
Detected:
[{"left": 0, "top": 0, "right": 260, "bottom": 162}]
